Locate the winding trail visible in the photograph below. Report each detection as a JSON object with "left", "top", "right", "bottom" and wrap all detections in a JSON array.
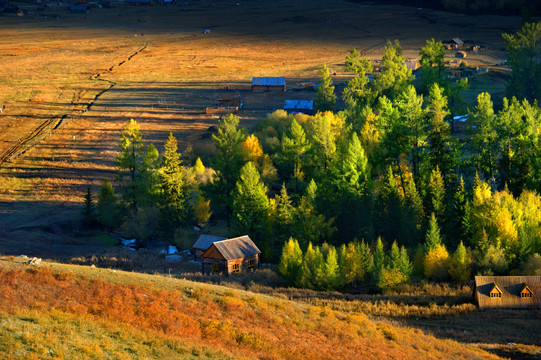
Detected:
[{"left": 0, "top": 44, "right": 147, "bottom": 166}]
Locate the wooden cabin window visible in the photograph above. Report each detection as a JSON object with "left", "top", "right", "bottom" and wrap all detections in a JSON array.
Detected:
[
  {"left": 211, "top": 263, "right": 219, "bottom": 273},
  {"left": 490, "top": 292, "right": 501, "bottom": 298},
  {"left": 232, "top": 263, "right": 240, "bottom": 273},
  {"left": 521, "top": 292, "right": 532, "bottom": 298},
  {"left": 247, "top": 259, "right": 254, "bottom": 269}
]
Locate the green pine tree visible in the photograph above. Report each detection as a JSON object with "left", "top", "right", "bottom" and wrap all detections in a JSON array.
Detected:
[
  {"left": 82, "top": 187, "right": 95, "bottom": 226},
  {"left": 448, "top": 241, "right": 471, "bottom": 282},
  {"left": 427, "top": 83, "right": 455, "bottom": 181},
  {"left": 209, "top": 114, "right": 246, "bottom": 226},
  {"left": 373, "top": 40, "right": 414, "bottom": 99},
  {"left": 158, "top": 132, "right": 190, "bottom": 233},
  {"left": 388, "top": 241, "right": 401, "bottom": 270},
  {"left": 358, "top": 240, "right": 374, "bottom": 282},
  {"left": 232, "top": 162, "right": 269, "bottom": 245},
  {"left": 97, "top": 179, "right": 121, "bottom": 229},
  {"left": 372, "top": 237, "right": 385, "bottom": 281},
  {"left": 117, "top": 119, "right": 144, "bottom": 215},
  {"left": 398, "top": 245, "right": 413, "bottom": 277},
  {"left": 471, "top": 92, "right": 497, "bottom": 179},
  {"left": 315, "top": 63, "right": 336, "bottom": 112},
  {"left": 282, "top": 119, "right": 311, "bottom": 193},
  {"left": 425, "top": 213, "right": 443, "bottom": 251},
  {"left": 324, "top": 245, "right": 339, "bottom": 290},
  {"left": 279, "top": 237, "right": 303, "bottom": 284},
  {"left": 427, "top": 166, "right": 445, "bottom": 220}
]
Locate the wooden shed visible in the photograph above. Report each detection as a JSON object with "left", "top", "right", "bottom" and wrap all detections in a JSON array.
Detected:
[
  {"left": 252, "top": 77, "right": 286, "bottom": 92},
  {"left": 193, "top": 235, "right": 226, "bottom": 261},
  {"left": 474, "top": 276, "right": 541, "bottom": 309},
  {"left": 201, "top": 235, "right": 261, "bottom": 275}
]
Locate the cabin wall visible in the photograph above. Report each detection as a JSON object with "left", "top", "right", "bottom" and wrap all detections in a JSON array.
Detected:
[
  {"left": 202, "top": 258, "right": 228, "bottom": 275},
  {"left": 194, "top": 248, "right": 205, "bottom": 261},
  {"left": 252, "top": 85, "right": 285, "bottom": 92},
  {"left": 202, "top": 254, "right": 260, "bottom": 275}
]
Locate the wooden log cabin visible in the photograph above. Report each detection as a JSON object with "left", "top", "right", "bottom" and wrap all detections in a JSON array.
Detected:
[
  {"left": 193, "top": 235, "right": 226, "bottom": 261},
  {"left": 474, "top": 276, "right": 540, "bottom": 309},
  {"left": 201, "top": 235, "right": 261, "bottom": 275}
]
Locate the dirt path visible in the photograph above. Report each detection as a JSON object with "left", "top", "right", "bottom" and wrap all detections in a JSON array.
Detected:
[{"left": 0, "top": 45, "right": 147, "bottom": 167}]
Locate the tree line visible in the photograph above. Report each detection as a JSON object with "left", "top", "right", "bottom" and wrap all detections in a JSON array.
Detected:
[{"left": 83, "top": 23, "right": 541, "bottom": 287}]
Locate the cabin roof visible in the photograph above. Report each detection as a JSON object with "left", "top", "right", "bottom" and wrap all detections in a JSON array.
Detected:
[
  {"left": 452, "top": 37, "right": 464, "bottom": 45},
  {"left": 202, "top": 235, "right": 261, "bottom": 261},
  {"left": 489, "top": 283, "right": 502, "bottom": 294},
  {"left": 193, "top": 235, "right": 226, "bottom": 250},
  {"left": 252, "top": 77, "right": 286, "bottom": 86},
  {"left": 474, "top": 276, "right": 541, "bottom": 308}
]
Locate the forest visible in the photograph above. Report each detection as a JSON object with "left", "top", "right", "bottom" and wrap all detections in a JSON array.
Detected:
[{"left": 82, "top": 22, "right": 541, "bottom": 291}]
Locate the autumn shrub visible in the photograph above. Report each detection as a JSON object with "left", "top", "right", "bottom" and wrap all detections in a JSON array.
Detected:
[
  {"left": 71, "top": 248, "right": 168, "bottom": 271},
  {"left": 424, "top": 244, "right": 449, "bottom": 280},
  {"left": 235, "top": 332, "right": 269, "bottom": 351},
  {"left": 377, "top": 268, "right": 408, "bottom": 290},
  {"left": 476, "top": 245, "right": 509, "bottom": 275},
  {"left": 379, "top": 325, "right": 400, "bottom": 342},
  {"left": 120, "top": 206, "right": 161, "bottom": 242}
]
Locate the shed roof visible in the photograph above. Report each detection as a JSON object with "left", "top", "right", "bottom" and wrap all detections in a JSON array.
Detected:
[
  {"left": 252, "top": 77, "right": 286, "bottom": 86},
  {"left": 452, "top": 38, "right": 464, "bottom": 45},
  {"left": 284, "top": 100, "right": 314, "bottom": 110},
  {"left": 203, "top": 235, "right": 261, "bottom": 261},
  {"left": 474, "top": 276, "right": 541, "bottom": 308},
  {"left": 193, "top": 235, "right": 226, "bottom": 250}
]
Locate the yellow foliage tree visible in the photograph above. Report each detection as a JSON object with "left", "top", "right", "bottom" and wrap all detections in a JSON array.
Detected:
[
  {"left": 424, "top": 244, "right": 449, "bottom": 280},
  {"left": 242, "top": 134, "right": 263, "bottom": 163},
  {"left": 193, "top": 157, "right": 205, "bottom": 175},
  {"left": 360, "top": 110, "right": 381, "bottom": 161},
  {"left": 377, "top": 267, "right": 408, "bottom": 290},
  {"left": 495, "top": 207, "right": 518, "bottom": 248},
  {"left": 194, "top": 195, "right": 211, "bottom": 224},
  {"left": 472, "top": 176, "right": 492, "bottom": 207}
]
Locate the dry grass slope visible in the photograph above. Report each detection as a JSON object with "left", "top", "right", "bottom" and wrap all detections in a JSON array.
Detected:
[{"left": 0, "top": 257, "right": 501, "bottom": 360}]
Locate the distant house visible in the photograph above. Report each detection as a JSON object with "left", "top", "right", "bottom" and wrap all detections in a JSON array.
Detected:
[
  {"left": 452, "top": 38, "right": 464, "bottom": 48},
  {"left": 404, "top": 59, "right": 419, "bottom": 71},
  {"left": 193, "top": 234, "right": 226, "bottom": 261},
  {"left": 201, "top": 235, "right": 261, "bottom": 275},
  {"left": 444, "top": 38, "right": 464, "bottom": 50},
  {"left": 252, "top": 77, "right": 286, "bottom": 92},
  {"left": 284, "top": 100, "right": 313, "bottom": 114},
  {"left": 474, "top": 276, "right": 541, "bottom": 309}
]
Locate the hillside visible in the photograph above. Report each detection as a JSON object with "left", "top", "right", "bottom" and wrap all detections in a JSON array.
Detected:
[{"left": 0, "top": 257, "right": 501, "bottom": 360}]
